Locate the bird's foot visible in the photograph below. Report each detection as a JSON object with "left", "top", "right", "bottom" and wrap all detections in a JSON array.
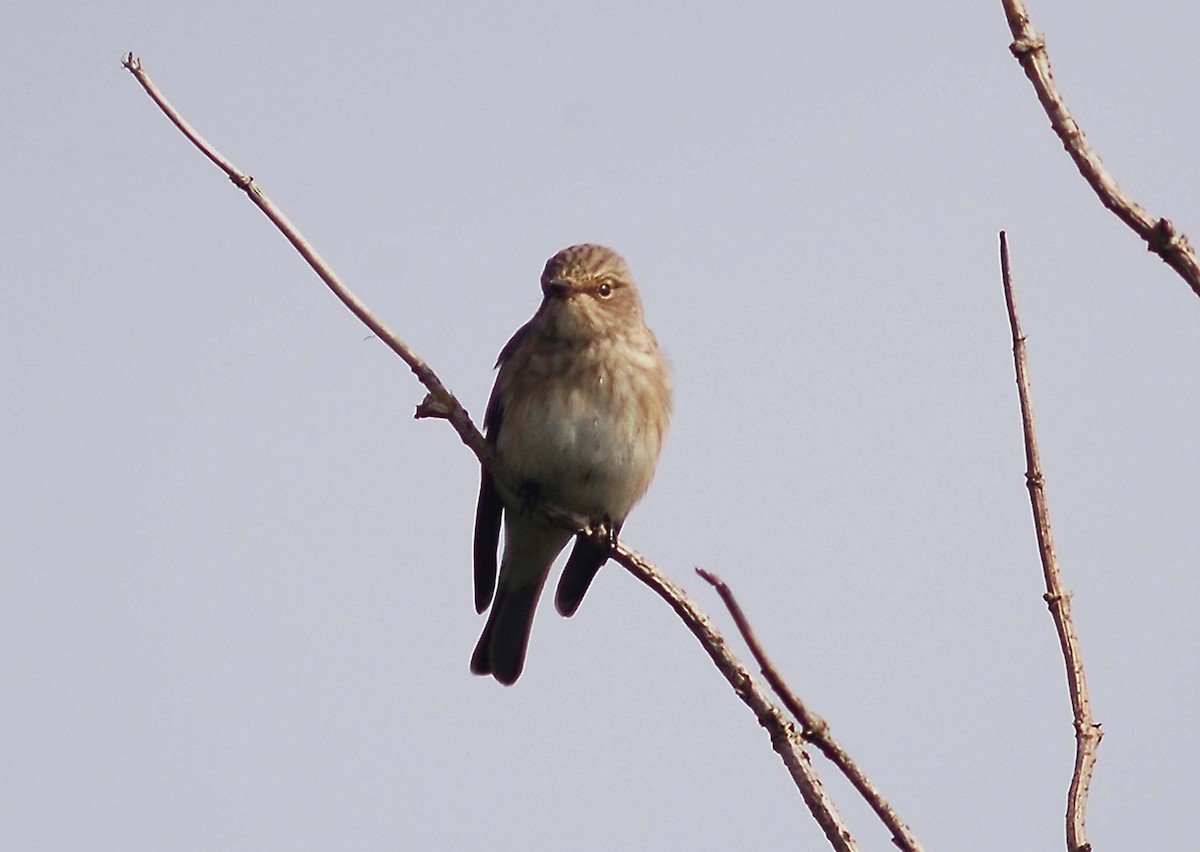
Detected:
[{"left": 584, "top": 515, "right": 621, "bottom": 550}]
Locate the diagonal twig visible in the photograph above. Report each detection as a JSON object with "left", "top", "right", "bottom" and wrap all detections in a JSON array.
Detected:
[
  {"left": 1000, "top": 231, "right": 1102, "bottom": 852},
  {"left": 116, "top": 60, "right": 494, "bottom": 476},
  {"left": 696, "top": 569, "right": 923, "bottom": 852},
  {"left": 122, "top": 52, "right": 868, "bottom": 851},
  {"left": 1001, "top": 0, "right": 1200, "bottom": 299},
  {"left": 617, "top": 550, "right": 858, "bottom": 850}
]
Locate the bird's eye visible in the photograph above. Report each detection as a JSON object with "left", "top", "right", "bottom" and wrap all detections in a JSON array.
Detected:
[{"left": 597, "top": 281, "right": 614, "bottom": 299}]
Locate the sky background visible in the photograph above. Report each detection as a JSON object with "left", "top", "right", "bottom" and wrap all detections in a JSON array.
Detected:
[{"left": 3, "top": 2, "right": 1198, "bottom": 849}]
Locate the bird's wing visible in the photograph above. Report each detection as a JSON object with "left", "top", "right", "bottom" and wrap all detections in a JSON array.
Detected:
[{"left": 472, "top": 388, "right": 504, "bottom": 614}]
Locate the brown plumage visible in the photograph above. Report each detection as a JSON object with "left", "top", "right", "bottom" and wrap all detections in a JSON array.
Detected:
[{"left": 471, "top": 244, "right": 671, "bottom": 684}]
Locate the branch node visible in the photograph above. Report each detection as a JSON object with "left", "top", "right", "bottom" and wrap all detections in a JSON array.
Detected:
[
  {"left": 415, "top": 392, "right": 452, "bottom": 420},
  {"left": 1148, "top": 217, "right": 1188, "bottom": 256},
  {"left": 1009, "top": 33, "right": 1046, "bottom": 58},
  {"left": 801, "top": 714, "right": 831, "bottom": 742}
]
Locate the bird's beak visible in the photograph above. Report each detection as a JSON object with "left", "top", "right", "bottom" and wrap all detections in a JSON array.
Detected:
[{"left": 544, "top": 278, "right": 572, "bottom": 299}]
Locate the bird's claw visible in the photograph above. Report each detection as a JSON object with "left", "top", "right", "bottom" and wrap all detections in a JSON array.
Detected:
[{"left": 584, "top": 515, "right": 621, "bottom": 550}]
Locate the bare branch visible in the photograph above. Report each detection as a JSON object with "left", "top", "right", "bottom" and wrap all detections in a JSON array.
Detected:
[
  {"left": 122, "top": 53, "right": 869, "bottom": 850},
  {"left": 1000, "top": 0, "right": 1200, "bottom": 299},
  {"left": 616, "top": 550, "right": 858, "bottom": 850},
  {"left": 696, "top": 569, "right": 923, "bottom": 852},
  {"left": 120, "top": 54, "right": 495, "bottom": 477},
  {"left": 1000, "top": 232, "right": 1102, "bottom": 852}
]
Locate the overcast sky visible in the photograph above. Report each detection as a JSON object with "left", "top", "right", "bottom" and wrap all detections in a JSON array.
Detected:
[{"left": 3, "top": 2, "right": 1198, "bottom": 849}]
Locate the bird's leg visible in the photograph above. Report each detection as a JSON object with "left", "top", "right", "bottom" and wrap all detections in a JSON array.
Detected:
[{"left": 606, "top": 517, "right": 622, "bottom": 549}]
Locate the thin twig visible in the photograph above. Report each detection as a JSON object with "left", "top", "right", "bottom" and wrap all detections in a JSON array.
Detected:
[
  {"left": 696, "top": 569, "right": 923, "bottom": 852},
  {"left": 122, "top": 53, "right": 864, "bottom": 851},
  {"left": 617, "top": 549, "right": 858, "bottom": 850},
  {"left": 1000, "top": 232, "right": 1102, "bottom": 852},
  {"left": 119, "top": 55, "right": 495, "bottom": 475},
  {"left": 1001, "top": 0, "right": 1200, "bottom": 299}
]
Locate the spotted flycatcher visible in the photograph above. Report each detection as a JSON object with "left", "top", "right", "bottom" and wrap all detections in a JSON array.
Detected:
[{"left": 470, "top": 244, "right": 671, "bottom": 685}]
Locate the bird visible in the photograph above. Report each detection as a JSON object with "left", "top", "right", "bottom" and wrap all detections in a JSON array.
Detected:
[{"left": 470, "top": 244, "right": 672, "bottom": 685}]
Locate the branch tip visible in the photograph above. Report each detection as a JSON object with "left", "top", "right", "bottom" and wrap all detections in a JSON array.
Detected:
[
  {"left": 697, "top": 569, "right": 923, "bottom": 851},
  {"left": 997, "top": 227, "right": 1099, "bottom": 851}
]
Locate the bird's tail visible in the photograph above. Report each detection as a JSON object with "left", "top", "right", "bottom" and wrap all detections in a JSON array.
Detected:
[
  {"left": 471, "top": 518, "right": 569, "bottom": 685},
  {"left": 554, "top": 534, "right": 611, "bottom": 617},
  {"left": 470, "top": 580, "right": 540, "bottom": 685}
]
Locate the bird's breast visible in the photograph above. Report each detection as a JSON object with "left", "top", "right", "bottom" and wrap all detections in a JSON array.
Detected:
[{"left": 495, "top": 340, "right": 666, "bottom": 521}]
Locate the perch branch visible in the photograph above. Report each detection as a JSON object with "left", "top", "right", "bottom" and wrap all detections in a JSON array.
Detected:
[
  {"left": 119, "top": 55, "right": 494, "bottom": 474},
  {"left": 696, "top": 569, "right": 923, "bottom": 852},
  {"left": 122, "top": 52, "right": 867, "bottom": 851},
  {"left": 1001, "top": 0, "right": 1200, "bottom": 299},
  {"left": 1000, "top": 232, "right": 1102, "bottom": 852}
]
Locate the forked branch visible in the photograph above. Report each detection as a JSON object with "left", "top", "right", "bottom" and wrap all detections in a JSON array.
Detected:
[{"left": 697, "top": 569, "right": 923, "bottom": 852}]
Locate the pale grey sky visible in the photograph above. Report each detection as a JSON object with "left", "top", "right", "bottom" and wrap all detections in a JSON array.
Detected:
[{"left": 3, "top": 2, "right": 1198, "bottom": 849}]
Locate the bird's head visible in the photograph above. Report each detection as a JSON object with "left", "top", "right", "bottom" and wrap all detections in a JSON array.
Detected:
[{"left": 537, "top": 244, "right": 645, "bottom": 340}]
